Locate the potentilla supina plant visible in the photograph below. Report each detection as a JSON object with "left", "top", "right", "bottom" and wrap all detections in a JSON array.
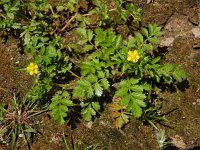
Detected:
[
  {"left": 26, "top": 63, "right": 38, "bottom": 75},
  {"left": 127, "top": 50, "right": 140, "bottom": 63}
]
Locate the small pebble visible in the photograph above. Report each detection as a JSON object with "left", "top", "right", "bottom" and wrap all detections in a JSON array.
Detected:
[
  {"left": 191, "top": 27, "right": 200, "bottom": 38},
  {"left": 85, "top": 121, "right": 93, "bottom": 129},
  {"left": 19, "top": 134, "right": 23, "bottom": 138}
]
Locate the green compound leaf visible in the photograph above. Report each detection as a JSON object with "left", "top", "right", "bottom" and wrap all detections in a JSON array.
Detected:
[
  {"left": 135, "top": 33, "right": 143, "bottom": 44},
  {"left": 172, "top": 66, "right": 187, "bottom": 82},
  {"left": 81, "top": 62, "right": 92, "bottom": 77},
  {"left": 141, "top": 83, "right": 152, "bottom": 91},
  {"left": 49, "top": 91, "right": 73, "bottom": 125},
  {"left": 148, "top": 24, "right": 162, "bottom": 37},
  {"left": 151, "top": 57, "right": 161, "bottom": 64},
  {"left": 94, "top": 83, "right": 103, "bottom": 97},
  {"left": 51, "top": 106, "right": 67, "bottom": 125},
  {"left": 115, "top": 87, "right": 129, "bottom": 97},
  {"left": 94, "top": 27, "right": 106, "bottom": 47},
  {"left": 73, "top": 79, "right": 93, "bottom": 99},
  {"left": 81, "top": 102, "right": 100, "bottom": 121},
  {"left": 131, "top": 92, "right": 146, "bottom": 100},
  {"left": 97, "top": 71, "right": 105, "bottom": 78},
  {"left": 115, "top": 35, "right": 122, "bottom": 49},
  {"left": 118, "top": 79, "right": 128, "bottom": 87},
  {"left": 92, "top": 102, "right": 100, "bottom": 111},
  {"left": 127, "top": 100, "right": 143, "bottom": 118},
  {"left": 81, "top": 105, "right": 95, "bottom": 121},
  {"left": 141, "top": 27, "right": 149, "bottom": 37},
  {"left": 143, "top": 44, "right": 153, "bottom": 51},
  {"left": 152, "top": 64, "right": 187, "bottom": 84},
  {"left": 127, "top": 36, "right": 136, "bottom": 48},
  {"left": 162, "top": 64, "right": 174, "bottom": 72},
  {"left": 83, "top": 44, "right": 93, "bottom": 52},
  {"left": 130, "top": 85, "right": 143, "bottom": 92},
  {"left": 76, "top": 28, "right": 87, "bottom": 39},
  {"left": 147, "top": 37, "right": 160, "bottom": 44},
  {"left": 12, "top": 23, "right": 21, "bottom": 29},
  {"left": 116, "top": 78, "right": 146, "bottom": 118},
  {"left": 87, "top": 29, "right": 94, "bottom": 42},
  {"left": 118, "top": 94, "right": 131, "bottom": 106},
  {"left": 73, "top": 76, "right": 109, "bottom": 99},
  {"left": 129, "top": 78, "right": 140, "bottom": 85},
  {"left": 81, "top": 61, "right": 96, "bottom": 76},
  {"left": 47, "top": 45, "right": 58, "bottom": 58},
  {"left": 85, "top": 74, "right": 98, "bottom": 83},
  {"left": 100, "top": 78, "right": 109, "bottom": 90}
]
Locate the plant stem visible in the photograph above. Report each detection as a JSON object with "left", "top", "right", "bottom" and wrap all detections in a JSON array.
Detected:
[
  {"left": 50, "top": 5, "right": 54, "bottom": 15},
  {"left": 27, "top": 109, "right": 49, "bottom": 118},
  {"left": 0, "top": 13, "right": 6, "bottom": 19},
  {"left": 68, "top": 70, "right": 80, "bottom": 78},
  {"left": 60, "top": 13, "right": 77, "bottom": 33},
  {"left": 148, "top": 120, "right": 159, "bottom": 130},
  {"left": 62, "top": 131, "right": 70, "bottom": 150}
]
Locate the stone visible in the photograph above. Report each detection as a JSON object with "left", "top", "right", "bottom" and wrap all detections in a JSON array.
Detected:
[
  {"left": 191, "top": 27, "right": 200, "bottom": 38},
  {"left": 160, "top": 37, "right": 175, "bottom": 47},
  {"left": 165, "top": 15, "right": 193, "bottom": 34}
]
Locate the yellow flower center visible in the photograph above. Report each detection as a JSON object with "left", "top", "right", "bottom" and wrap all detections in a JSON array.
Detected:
[
  {"left": 26, "top": 63, "right": 39, "bottom": 76},
  {"left": 127, "top": 50, "right": 140, "bottom": 63}
]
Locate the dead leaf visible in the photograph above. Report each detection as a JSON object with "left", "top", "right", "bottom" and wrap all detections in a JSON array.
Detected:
[
  {"left": 110, "top": 111, "right": 121, "bottom": 118},
  {"left": 112, "top": 96, "right": 121, "bottom": 102},
  {"left": 113, "top": 116, "right": 124, "bottom": 128},
  {"left": 113, "top": 113, "right": 129, "bottom": 128},
  {"left": 108, "top": 103, "right": 122, "bottom": 111}
]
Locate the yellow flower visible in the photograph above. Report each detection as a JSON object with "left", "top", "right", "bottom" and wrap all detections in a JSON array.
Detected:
[
  {"left": 26, "top": 63, "right": 39, "bottom": 76},
  {"left": 127, "top": 50, "right": 140, "bottom": 63}
]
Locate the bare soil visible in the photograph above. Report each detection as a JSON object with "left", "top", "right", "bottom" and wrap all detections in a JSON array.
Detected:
[{"left": 0, "top": 0, "right": 200, "bottom": 150}]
